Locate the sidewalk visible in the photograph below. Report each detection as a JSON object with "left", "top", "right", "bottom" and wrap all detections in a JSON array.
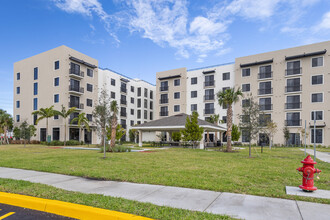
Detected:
[
  {"left": 0, "top": 167, "right": 329, "bottom": 220},
  {"left": 300, "top": 149, "right": 330, "bottom": 163}
]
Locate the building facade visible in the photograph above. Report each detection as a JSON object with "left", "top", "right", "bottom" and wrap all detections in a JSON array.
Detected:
[{"left": 234, "top": 41, "right": 330, "bottom": 146}]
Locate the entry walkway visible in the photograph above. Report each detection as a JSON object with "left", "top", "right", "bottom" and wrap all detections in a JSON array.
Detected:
[
  {"left": 300, "top": 149, "right": 330, "bottom": 163},
  {"left": 0, "top": 167, "right": 329, "bottom": 220}
]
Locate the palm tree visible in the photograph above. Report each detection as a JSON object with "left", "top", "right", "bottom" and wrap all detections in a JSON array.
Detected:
[
  {"left": 110, "top": 100, "right": 118, "bottom": 151},
  {"left": 217, "top": 88, "right": 243, "bottom": 152},
  {"left": 70, "top": 113, "right": 90, "bottom": 144},
  {"left": 53, "top": 105, "right": 77, "bottom": 146},
  {"left": 0, "top": 109, "right": 13, "bottom": 144},
  {"left": 32, "top": 106, "right": 55, "bottom": 141}
]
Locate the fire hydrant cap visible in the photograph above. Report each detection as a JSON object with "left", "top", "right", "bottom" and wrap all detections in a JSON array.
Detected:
[{"left": 301, "top": 155, "right": 317, "bottom": 165}]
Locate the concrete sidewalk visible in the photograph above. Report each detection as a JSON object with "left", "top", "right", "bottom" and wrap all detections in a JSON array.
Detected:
[
  {"left": 300, "top": 149, "right": 330, "bottom": 163},
  {"left": 0, "top": 167, "right": 329, "bottom": 220}
]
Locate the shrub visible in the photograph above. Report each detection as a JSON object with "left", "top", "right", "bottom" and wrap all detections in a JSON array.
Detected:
[
  {"left": 30, "top": 140, "right": 40, "bottom": 144},
  {"left": 66, "top": 140, "right": 81, "bottom": 146},
  {"left": 99, "top": 145, "right": 131, "bottom": 153}
]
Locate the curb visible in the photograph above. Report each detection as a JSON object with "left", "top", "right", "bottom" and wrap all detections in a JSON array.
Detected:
[{"left": 0, "top": 192, "right": 153, "bottom": 220}]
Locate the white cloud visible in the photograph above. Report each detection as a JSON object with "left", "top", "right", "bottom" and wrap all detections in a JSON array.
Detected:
[{"left": 314, "top": 11, "right": 330, "bottom": 31}]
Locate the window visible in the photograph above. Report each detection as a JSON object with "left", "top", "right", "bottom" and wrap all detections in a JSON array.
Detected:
[
  {"left": 191, "top": 91, "right": 197, "bottom": 98},
  {"left": 259, "top": 98, "right": 272, "bottom": 111},
  {"left": 222, "top": 72, "right": 230, "bottom": 80},
  {"left": 34, "top": 67, "right": 38, "bottom": 80},
  {"left": 137, "top": 110, "right": 141, "bottom": 119},
  {"left": 54, "top": 77, "right": 59, "bottom": 86},
  {"left": 242, "top": 68, "right": 250, "bottom": 77},
  {"left": 311, "top": 111, "right": 323, "bottom": 120},
  {"left": 205, "top": 75, "right": 214, "bottom": 87},
  {"left": 55, "top": 61, "right": 59, "bottom": 70},
  {"left": 288, "top": 133, "right": 300, "bottom": 145},
  {"left": 111, "top": 92, "right": 115, "bottom": 99},
  {"left": 242, "top": 130, "right": 250, "bottom": 142},
  {"left": 150, "top": 101, "right": 153, "bottom": 110},
  {"left": 174, "top": 105, "right": 180, "bottom": 112},
  {"left": 87, "top": 99, "right": 93, "bottom": 107},
  {"left": 131, "top": 109, "right": 134, "bottom": 115},
  {"left": 33, "top": 114, "right": 37, "bottom": 125},
  {"left": 259, "top": 114, "right": 271, "bottom": 127},
  {"left": 191, "top": 104, "right": 197, "bottom": 111},
  {"left": 242, "top": 84, "right": 250, "bottom": 92},
  {"left": 16, "top": 101, "right": 20, "bottom": 108},
  {"left": 242, "top": 99, "right": 250, "bottom": 107},
  {"left": 16, "top": 115, "right": 20, "bottom": 122},
  {"left": 205, "top": 103, "right": 214, "bottom": 114},
  {"left": 312, "top": 75, "right": 323, "bottom": 85},
  {"left": 286, "top": 112, "right": 300, "bottom": 126},
  {"left": 54, "top": 94, "right": 59, "bottom": 103},
  {"left": 222, "top": 87, "right": 230, "bottom": 92},
  {"left": 205, "top": 89, "right": 214, "bottom": 101},
  {"left": 144, "top": 110, "right": 148, "bottom": 119},
  {"left": 312, "top": 57, "right": 323, "bottom": 67},
  {"left": 222, "top": 116, "right": 227, "bottom": 123},
  {"left": 150, "top": 112, "right": 153, "bottom": 120},
  {"left": 87, "top": 68, "right": 93, "bottom": 77},
  {"left": 160, "top": 94, "right": 168, "bottom": 104},
  {"left": 87, "top": 114, "right": 92, "bottom": 122},
  {"left": 286, "top": 95, "right": 301, "bottom": 109},
  {"left": 286, "top": 78, "right": 301, "bottom": 92},
  {"left": 131, "top": 86, "right": 134, "bottom": 92},
  {"left": 311, "top": 129, "right": 323, "bottom": 144},
  {"left": 137, "top": 99, "right": 141, "bottom": 107},
  {"left": 120, "top": 107, "right": 127, "bottom": 117},
  {"left": 33, "top": 83, "right": 38, "bottom": 95},
  {"left": 144, "top": 88, "right": 148, "bottom": 97},
  {"left": 131, "top": 120, "right": 134, "bottom": 126},
  {"left": 286, "top": 61, "right": 301, "bottom": 75},
  {"left": 131, "top": 97, "right": 134, "bottom": 104},
  {"left": 150, "top": 91, "right": 153, "bottom": 99},
  {"left": 17, "top": 72, "right": 20, "bottom": 80},
  {"left": 174, "top": 92, "right": 180, "bottom": 99},
  {"left": 259, "top": 65, "right": 272, "bottom": 79},
  {"left": 53, "top": 128, "right": 60, "bottom": 141},
  {"left": 174, "top": 79, "right": 180, "bottom": 86},
  {"left": 191, "top": 77, "right": 197, "bottom": 85},
  {"left": 120, "top": 95, "right": 127, "bottom": 105},
  {"left": 111, "top": 79, "right": 116, "bottom": 86},
  {"left": 138, "top": 87, "right": 141, "bottom": 96},
  {"left": 144, "top": 99, "right": 148, "bottom": 108},
  {"left": 121, "top": 82, "right": 127, "bottom": 93},
  {"left": 87, "top": 84, "right": 93, "bottom": 92},
  {"left": 311, "top": 93, "right": 323, "bottom": 103},
  {"left": 33, "top": 98, "right": 38, "bottom": 110},
  {"left": 160, "top": 106, "right": 168, "bottom": 116},
  {"left": 137, "top": 121, "right": 141, "bottom": 125},
  {"left": 160, "top": 81, "right": 168, "bottom": 91},
  {"left": 258, "top": 81, "right": 272, "bottom": 95},
  {"left": 54, "top": 115, "right": 59, "bottom": 120}
]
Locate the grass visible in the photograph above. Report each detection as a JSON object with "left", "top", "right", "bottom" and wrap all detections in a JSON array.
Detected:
[
  {"left": 0, "top": 145, "right": 329, "bottom": 204},
  {"left": 0, "top": 178, "right": 232, "bottom": 220}
]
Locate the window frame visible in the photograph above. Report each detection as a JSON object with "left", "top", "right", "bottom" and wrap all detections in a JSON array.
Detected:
[
  {"left": 54, "top": 60, "right": 60, "bottom": 70},
  {"left": 174, "top": 79, "right": 180, "bottom": 86},
  {"left": 311, "top": 56, "right": 324, "bottom": 68},
  {"left": 222, "top": 72, "right": 230, "bottom": 81},
  {"left": 174, "top": 92, "right": 180, "bottom": 99},
  {"left": 242, "top": 83, "right": 250, "bottom": 92},
  {"left": 311, "top": 92, "right": 323, "bottom": 103},
  {"left": 311, "top": 128, "right": 323, "bottom": 144},
  {"left": 54, "top": 77, "right": 60, "bottom": 87},
  {"left": 54, "top": 94, "right": 59, "bottom": 103},
  {"left": 311, "top": 110, "right": 323, "bottom": 121},
  {"left": 311, "top": 74, "right": 323, "bottom": 85},
  {"left": 191, "top": 77, "right": 197, "bottom": 85},
  {"left": 242, "top": 68, "right": 250, "bottom": 77},
  {"left": 174, "top": 105, "right": 180, "bottom": 112}
]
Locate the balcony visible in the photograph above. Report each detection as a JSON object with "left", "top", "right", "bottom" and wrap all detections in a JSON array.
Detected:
[
  {"left": 69, "top": 102, "right": 84, "bottom": 110},
  {"left": 159, "top": 98, "right": 169, "bottom": 104},
  {"left": 120, "top": 87, "right": 127, "bottom": 93},
  {"left": 204, "top": 95, "right": 215, "bottom": 101},
  {"left": 285, "top": 68, "right": 302, "bottom": 76},
  {"left": 69, "top": 85, "right": 84, "bottom": 95},
  {"left": 258, "top": 88, "right": 273, "bottom": 95},
  {"left": 258, "top": 72, "right": 272, "bottom": 79},
  {"left": 160, "top": 86, "right": 169, "bottom": 92},
  {"left": 121, "top": 124, "right": 127, "bottom": 129},
  {"left": 120, "top": 99, "right": 127, "bottom": 105},
  {"left": 204, "top": 81, "right": 215, "bottom": 88},
  {"left": 159, "top": 111, "right": 168, "bottom": 117},
  {"left": 285, "top": 119, "right": 302, "bottom": 126},
  {"left": 204, "top": 108, "right": 215, "bottom": 115},
  {"left": 285, "top": 85, "right": 302, "bottom": 93},
  {"left": 69, "top": 69, "right": 84, "bottom": 79},
  {"left": 120, "top": 111, "right": 127, "bottom": 117},
  {"left": 259, "top": 104, "right": 273, "bottom": 111},
  {"left": 285, "top": 102, "right": 302, "bottom": 110}
]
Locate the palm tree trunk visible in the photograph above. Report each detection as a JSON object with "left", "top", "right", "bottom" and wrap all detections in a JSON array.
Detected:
[
  {"left": 46, "top": 118, "right": 49, "bottom": 142},
  {"left": 64, "top": 121, "right": 67, "bottom": 146},
  {"left": 4, "top": 126, "right": 8, "bottom": 144},
  {"left": 110, "top": 118, "right": 117, "bottom": 151},
  {"left": 227, "top": 104, "right": 233, "bottom": 152}
]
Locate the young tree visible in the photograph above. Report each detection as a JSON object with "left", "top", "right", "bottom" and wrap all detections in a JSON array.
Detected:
[
  {"left": 217, "top": 88, "right": 243, "bottom": 152},
  {"left": 110, "top": 100, "right": 119, "bottom": 151},
  {"left": 231, "top": 124, "right": 241, "bottom": 142},
  {"left": 0, "top": 109, "right": 13, "bottom": 144},
  {"left": 239, "top": 97, "right": 261, "bottom": 157},
  {"left": 71, "top": 113, "right": 90, "bottom": 144},
  {"left": 263, "top": 121, "right": 277, "bottom": 149},
  {"left": 32, "top": 106, "right": 55, "bottom": 142},
  {"left": 106, "top": 124, "right": 125, "bottom": 147},
  {"left": 181, "top": 112, "right": 204, "bottom": 148},
  {"left": 53, "top": 105, "right": 77, "bottom": 146},
  {"left": 172, "top": 131, "right": 181, "bottom": 142},
  {"left": 19, "top": 121, "right": 36, "bottom": 147},
  {"left": 283, "top": 125, "right": 290, "bottom": 147}
]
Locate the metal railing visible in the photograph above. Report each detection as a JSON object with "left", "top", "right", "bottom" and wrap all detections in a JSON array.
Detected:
[
  {"left": 69, "top": 69, "right": 84, "bottom": 78},
  {"left": 285, "top": 85, "right": 302, "bottom": 93},
  {"left": 285, "top": 119, "right": 302, "bottom": 126},
  {"left": 69, "top": 85, "right": 84, "bottom": 94},
  {"left": 159, "top": 98, "right": 169, "bottom": 104},
  {"left": 204, "top": 108, "right": 215, "bottom": 115},
  {"left": 160, "top": 86, "right": 169, "bottom": 91},
  {"left": 258, "top": 88, "right": 273, "bottom": 95},
  {"left": 159, "top": 111, "right": 168, "bottom": 116},
  {"left": 259, "top": 104, "right": 273, "bottom": 111},
  {"left": 204, "top": 95, "right": 215, "bottom": 101},
  {"left": 258, "top": 72, "right": 273, "bottom": 79},
  {"left": 204, "top": 81, "right": 215, "bottom": 87},
  {"left": 120, "top": 87, "right": 127, "bottom": 93},
  {"left": 120, "top": 99, "right": 127, "bottom": 105},
  {"left": 120, "top": 111, "right": 127, "bottom": 117},
  {"left": 69, "top": 102, "right": 84, "bottom": 109},
  {"left": 285, "top": 68, "right": 302, "bottom": 76},
  {"left": 285, "top": 102, "right": 302, "bottom": 109}
]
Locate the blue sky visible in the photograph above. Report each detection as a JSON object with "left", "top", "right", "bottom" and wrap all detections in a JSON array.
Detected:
[{"left": 1, "top": 0, "right": 330, "bottom": 115}]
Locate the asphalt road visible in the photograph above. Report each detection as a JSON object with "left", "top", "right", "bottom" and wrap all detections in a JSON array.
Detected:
[{"left": 0, "top": 203, "right": 76, "bottom": 220}]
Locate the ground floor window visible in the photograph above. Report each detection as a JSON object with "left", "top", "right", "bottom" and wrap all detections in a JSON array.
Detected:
[
  {"left": 53, "top": 128, "right": 60, "bottom": 141},
  {"left": 222, "top": 132, "right": 227, "bottom": 142},
  {"left": 84, "top": 129, "right": 92, "bottom": 144},
  {"left": 241, "top": 130, "right": 249, "bottom": 143},
  {"left": 288, "top": 133, "right": 300, "bottom": 146},
  {"left": 258, "top": 133, "right": 269, "bottom": 146},
  {"left": 205, "top": 133, "right": 214, "bottom": 142},
  {"left": 69, "top": 128, "right": 79, "bottom": 141},
  {"left": 40, "top": 128, "right": 46, "bottom": 142},
  {"left": 311, "top": 129, "right": 322, "bottom": 144}
]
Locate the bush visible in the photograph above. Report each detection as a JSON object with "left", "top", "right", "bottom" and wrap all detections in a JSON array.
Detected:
[
  {"left": 99, "top": 145, "right": 131, "bottom": 153},
  {"left": 65, "top": 140, "right": 81, "bottom": 146}
]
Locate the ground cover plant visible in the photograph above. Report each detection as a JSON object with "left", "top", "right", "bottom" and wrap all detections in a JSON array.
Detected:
[{"left": 0, "top": 145, "right": 329, "bottom": 204}]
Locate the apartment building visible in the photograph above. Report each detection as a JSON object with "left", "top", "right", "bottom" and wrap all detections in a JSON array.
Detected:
[
  {"left": 234, "top": 41, "right": 330, "bottom": 146},
  {"left": 14, "top": 45, "right": 98, "bottom": 144},
  {"left": 156, "top": 63, "right": 235, "bottom": 141},
  {"left": 98, "top": 68, "right": 156, "bottom": 142}
]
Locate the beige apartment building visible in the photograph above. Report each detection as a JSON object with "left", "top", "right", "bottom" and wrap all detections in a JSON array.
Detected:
[
  {"left": 14, "top": 45, "right": 99, "bottom": 144},
  {"left": 234, "top": 41, "right": 330, "bottom": 146}
]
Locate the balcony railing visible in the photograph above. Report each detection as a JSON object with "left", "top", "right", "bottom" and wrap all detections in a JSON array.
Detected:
[
  {"left": 69, "top": 85, "right": 84, "bottom": 94},
  {"left": 204, "top": 81, "right": 215, "bottom": 88},
  {"left": 285, "top": 68, "right": 302, "bottom": 76},
  {"left": 69, "top": 69, "right": 84, "bottom": 78},
  {"left": 160, "top": 86, "right": 169, "bottom": 92},
  {"left": 285, "top": 102, "right": 302, "bottom": 109},
  {"left": 159, "top": 98, "right": 169, "bottom": 104},
  {"left": 69, "top": 102, "right": 84, "bottom": 110},
  {"left": 258, "top": 72, "right": 273, "bottom": 79},
  {"left": 159, "top": 111, "right": 168, "bottom": 116},
  {"left": 258, "top": 88, "right": 273, "bottom": 95},
  {"left": 285, "top": 85, "right": 302, "bottom": 93},
  {"left": 120, "top": 99, "right": 127, "bottom": 105},
  {"left": 204, "top": 108, "right": 215, "bottom": 115},
  {"left": 121, "top": 124, "right": 127, "bottom": 129},
  {"left": 285, "top": 119, "right": 302, "bottom": 126},
  {"left": 259, "top": 104, "right": 273, "bottom": 111},
  {"left": 120, "top": 87, "right": 127, "bottom": 93},
  {"left": 204, "top": 95, "right": 215, "bottom": 101},
  {"left": 120, "top": 111, "right": 127, "bottom": 117}
]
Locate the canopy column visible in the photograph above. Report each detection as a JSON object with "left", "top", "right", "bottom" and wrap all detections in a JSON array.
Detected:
[
  {"left": 199, "top": 133, "right": 205, "bottom": 149},
  {"left": 139, "top": 130, "right": 143, "bottom": 147}
]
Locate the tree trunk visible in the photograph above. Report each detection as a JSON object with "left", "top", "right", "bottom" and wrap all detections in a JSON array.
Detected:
[
  {"left": 4, "top": 126, "right": 8, "bottom": 144},
  {"left": 101, "top": 128, "right": 105, "bottom": 147},
  {"left": 226, "top": 104, "right": 233, "bottom": 152},
  {"left": 110, "top": 117, "right": 117, "bottom": 151},
  {"left": 249, "top": 141, "right": 251, "bottom": 157},
  {"left": 46, "top": 118, "right": 49, "bottom": 141},
  {"left": 64, "top": 121, "right": 67, "bottom": 146},
  {"left": 80, "top": 128, "right": 83, "bottom": 144},
  {"left": 207, "top": 132, "right": 210, "bottom": 143},
  {"left": 269, "top": 134, "right": 272, "bottom": 149}
]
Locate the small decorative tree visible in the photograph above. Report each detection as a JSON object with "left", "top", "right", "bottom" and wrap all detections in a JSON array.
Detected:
[
  {"left": 32, "top": 106, "right": 55, "bottom": 142},
  {"left": 53, "top": 105, "right": 77, "bottom": 146},
  {"left": 231, "top": 124, "right": 241, "bottom": 142},
  {"left": 263, "top": 121, "right": 277, "bottom": 149},
  {"left": 129, "top": 129, "right": 138, "bottom": 143},
  {"left": 181, "top": 112, "right": 204, "bottom": 148},
  {"left": 0, "top": 109, "right": 13, "bottom": 144},
  {"left": 172, "top": 132, "right": 181, "bottom": 142},
  {"left": 106, "top": 124, "right": 126, "bottom": 148},
  {"left": 110, "top": 100, "right": 119, "bottom": 151},
  {"left": 19, "top": 121, "right": 36, "bottom": 147},
  {"left": 70, "top": 113, "right": 90, "bottom": 144},
  {"left": 283, "top": 125, "right": 290, "bottom": 147}
]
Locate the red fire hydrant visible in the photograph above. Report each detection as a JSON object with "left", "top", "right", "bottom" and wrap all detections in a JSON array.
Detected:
[{"left": 296, "top": 155, "right": 321, "bottom": 191}]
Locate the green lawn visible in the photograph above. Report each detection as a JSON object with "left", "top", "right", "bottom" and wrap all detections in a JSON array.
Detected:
[
  {"left": 0, "top": 145, "right": 329, "bottom": 204},
  {"left": 0, "top": 178, "right": 231, "bottom": 220}
]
